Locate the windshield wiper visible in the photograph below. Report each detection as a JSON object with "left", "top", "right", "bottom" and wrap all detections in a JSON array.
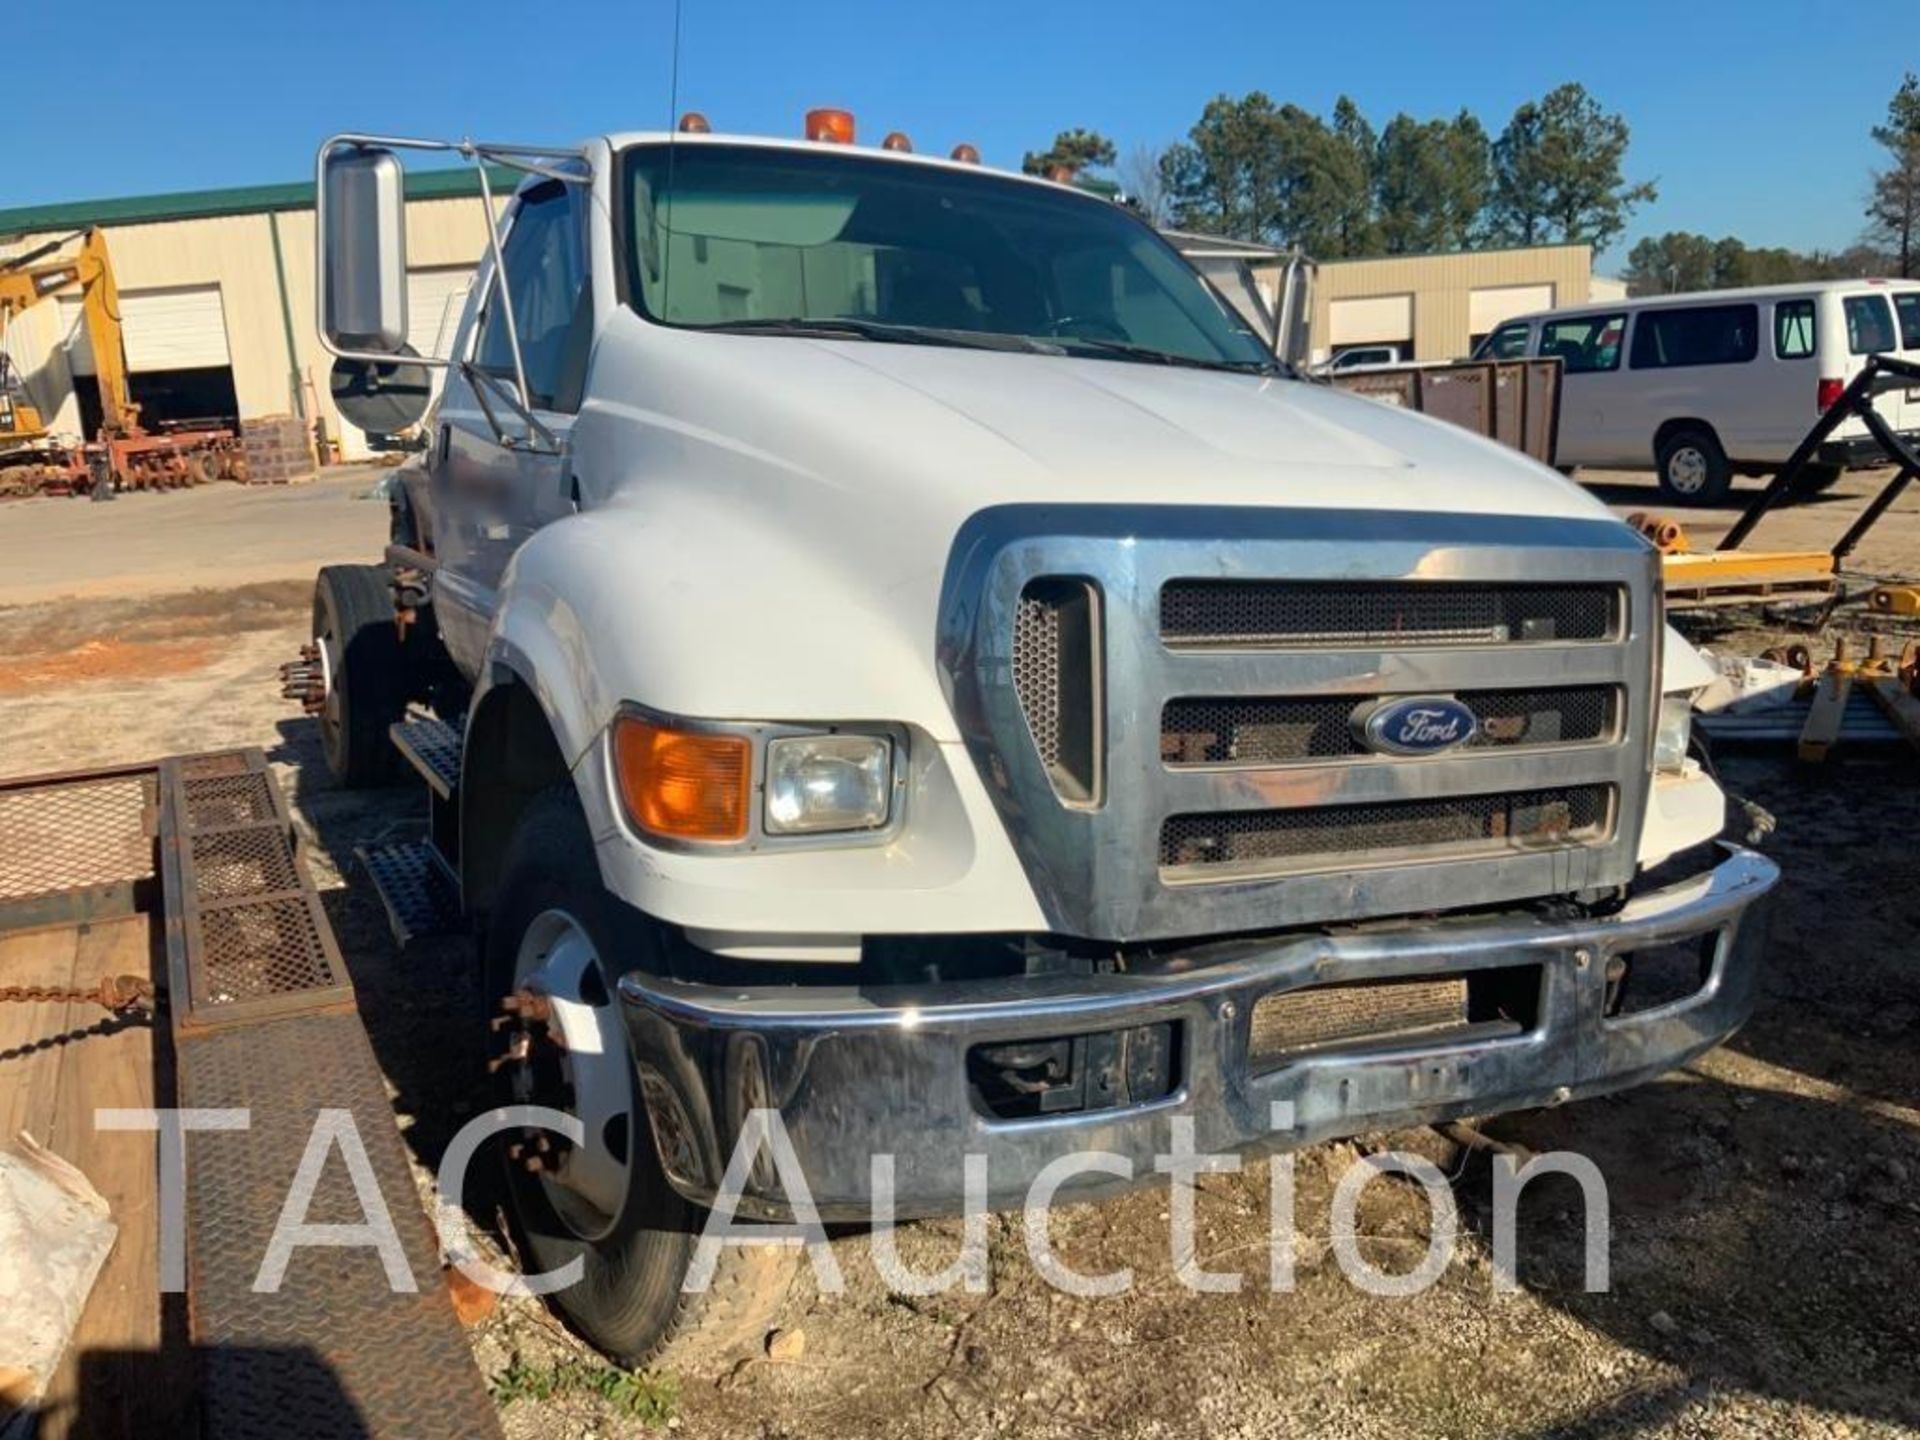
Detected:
[
  {"left": 701, "top": 317, "right": 1054, "bottom": 354},
  {"left": 1049, "top": 337, "right": 1281, "bottom": 376}
]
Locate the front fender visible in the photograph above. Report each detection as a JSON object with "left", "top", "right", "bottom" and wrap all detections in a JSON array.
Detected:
[{"left": 484, "top": 500, "right": 964, "bottom": 768}]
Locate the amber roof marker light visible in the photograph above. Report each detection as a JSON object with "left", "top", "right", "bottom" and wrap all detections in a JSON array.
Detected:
[
  {"left": 881, "top": 131, "right": 913, "bottom": 152},
  {"left": 677, "top": 112, "right": 712, "bottom": 133},
  {"left": 805, "top": 108, "right": 856, "bottom": 144},
  {"left": 950, "top": 142, "right": 981, "bottom": 164}
]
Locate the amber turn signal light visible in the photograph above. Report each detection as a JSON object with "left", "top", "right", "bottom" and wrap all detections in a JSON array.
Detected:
[{"left": 613, "top": 715, "right": 751, "bottom": 843}]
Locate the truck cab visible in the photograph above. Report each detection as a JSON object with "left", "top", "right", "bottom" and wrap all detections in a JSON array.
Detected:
[{"left": 302, "top": 118, "right": 1778, "bottom": 1371}]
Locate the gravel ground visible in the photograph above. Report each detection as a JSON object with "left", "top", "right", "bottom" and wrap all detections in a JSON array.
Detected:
[{"left": 0, "top": 467, "right": 1915, "bottom": 1438}]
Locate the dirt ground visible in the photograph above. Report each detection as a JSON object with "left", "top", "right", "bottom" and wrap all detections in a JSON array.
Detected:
[{"left": 0, "top": 467, "right": 1916, "bottom": 1439}]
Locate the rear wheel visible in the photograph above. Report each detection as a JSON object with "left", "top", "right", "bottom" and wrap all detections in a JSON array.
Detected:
[
  {"left": 312, "top": 564, "right": 410, "bottom": 785},
  {"left": 1790, "top": 462, "right": 1846, "bottom": 497},
  {"left": 485, "top": 784, "right": 797, "bottom": 1373},
  {"left": 1656, "top": 426, "right": 1732, "bottom": 505}
]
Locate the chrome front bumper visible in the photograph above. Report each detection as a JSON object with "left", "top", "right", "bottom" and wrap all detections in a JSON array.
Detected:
[{"left": 617, "top": 846, "right": 1778, "bottom": 1222}]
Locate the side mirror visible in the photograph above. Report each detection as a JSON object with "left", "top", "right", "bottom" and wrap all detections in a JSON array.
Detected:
[{"left": 319, "top": 145, "right": 409, "bottom": 354}]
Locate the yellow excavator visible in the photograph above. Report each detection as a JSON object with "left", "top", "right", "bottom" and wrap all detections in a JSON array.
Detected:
[{"left": 0, "top": 226, "right": 235, "bottom": 496}]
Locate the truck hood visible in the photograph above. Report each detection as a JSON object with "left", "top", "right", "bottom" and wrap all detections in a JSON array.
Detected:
[
  {"left": 554, "top": 323, "right": 1641, "bottom": 735},
  {"left": 583, "top": 325, "right": 1616, "bottom": 524}
]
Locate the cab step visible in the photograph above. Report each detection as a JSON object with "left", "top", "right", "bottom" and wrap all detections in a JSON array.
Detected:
[
  {"left": 390, "top": 714, "right": 462, "bottom": 798},
  {"left": 356, "top": 838, "right": 461, "bottom": 948}
]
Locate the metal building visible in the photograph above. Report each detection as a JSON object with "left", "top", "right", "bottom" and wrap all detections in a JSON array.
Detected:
[
  {"left": 0, "top": 170, "right": 506, "bottom": 462},
  {"left": 1312, "top": 244, "right": 1598, "bottom": 363}
]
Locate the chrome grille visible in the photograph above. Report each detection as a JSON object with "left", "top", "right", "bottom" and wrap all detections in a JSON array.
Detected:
[
  {"left": 1160, "top": 786, "right": 1613, "bottom": 878},
  {"left": 1159, "top": 580, "right": 1618, "bottom": 649},
  {"left": 1161, "top": 686, "right": 1618, "bottom": 766},
  {"left": 941, "top": 506, "right": 1657, "bottom": 942}
]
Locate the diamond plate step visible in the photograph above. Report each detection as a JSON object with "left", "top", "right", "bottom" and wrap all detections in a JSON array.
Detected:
[
  {"left": 178, "top": 1010, "right": 501, "bottom": 1440},
  {"left": 356, "top": 839, "right": 461, "bottom": 948},
  {"left": 390, "top": 716, "right": 462, "bottom": 799}
]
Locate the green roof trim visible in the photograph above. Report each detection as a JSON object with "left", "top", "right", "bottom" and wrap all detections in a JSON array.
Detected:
[{"left": 0, "top": 163, "right": 520, "bottom": 238}]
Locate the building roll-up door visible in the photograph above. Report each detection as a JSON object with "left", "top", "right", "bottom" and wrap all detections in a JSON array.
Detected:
[
  {"left": 1468, "top": 284, "right": 1555, "bottom": 339},
  {"left": 60, "top": 285, "right": 231, "bottom": 374},
  {"left": 407, "top": 268, "right": 476, "bottom": 359},
  {"left": 1329, "top": 293, "right": 1413, "bottom": 347}
]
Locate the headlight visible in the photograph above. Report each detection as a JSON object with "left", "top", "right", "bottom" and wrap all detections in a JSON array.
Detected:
[
  {"left": 1654, "top": 694, "right": 1693, "bottom": 773},
  {"left": 765, "top": 734, "right": 893, "bottom": 834}
]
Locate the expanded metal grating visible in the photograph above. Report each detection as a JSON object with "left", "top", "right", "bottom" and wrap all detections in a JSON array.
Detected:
[
  {"left": 1158, "top": 580, "right": 1619, "bottom": 649},
  {"left": 1011, "top": 579, "right": 1100, "bottom": 802},
  {"left": 1162, "top": 686, "right": 1618, "bottom": 766},
  {"left": 1013, "top": 588, "right": 1066, "bottom": 770},
  {"left": 191, "top": 824, "right": 300, "bottom": 901},
  {"left": 195, "top": 895, "right": 340, "bottom": 1002},
  {"left": 182, "top": 772, "right": 276, "bottom": 830},
  {"left": 1161, "top": 785, "right": 1613, "bottom": 877},
  {"left": 161, "top": 752, "right": 354, "bottom": 1027},
  {"left": 0, "top": 772, "right": 155, "bottom": 902},
  {"left": 1249, "top": 975, "right": 1468, "bottom": 1068}
]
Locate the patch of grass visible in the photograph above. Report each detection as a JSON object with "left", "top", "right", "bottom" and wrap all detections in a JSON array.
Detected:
[{"left": 493, "top": 1352, "right": 678, "bottom": 1427}]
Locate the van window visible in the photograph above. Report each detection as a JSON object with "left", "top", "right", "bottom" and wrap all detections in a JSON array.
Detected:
[
  {"left": 1539, "top": 313, "right": 1626, "bottom": 373},
  {"left": 1845, "top": 294, "right": 1897, "bottom": 356},
  {"left": 1895, "top": 292, "right": 1920, "bottom": 350},
  {"left": 1775, "top": 299, "right": 1816, "bottom": 359},
  {"left": 1629, "top": 303, "right": 1759, "bottom": 370},
  {"left": 1484, "top": 321, "right": 1531, "bottom": 360}
]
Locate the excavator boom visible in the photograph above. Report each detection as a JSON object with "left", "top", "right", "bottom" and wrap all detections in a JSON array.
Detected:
[{"left": 0, "top": 228, "right": 139, "bottom": 438}]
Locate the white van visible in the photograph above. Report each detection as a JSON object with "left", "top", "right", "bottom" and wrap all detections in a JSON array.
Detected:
[{"left": 1474, "top": 280, "right": 1920, "bottom": 502}]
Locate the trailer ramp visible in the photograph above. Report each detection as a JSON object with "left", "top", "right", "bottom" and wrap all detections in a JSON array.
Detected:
[{"left": 0, "top": 751, "right": 500, "bottom": 1438}]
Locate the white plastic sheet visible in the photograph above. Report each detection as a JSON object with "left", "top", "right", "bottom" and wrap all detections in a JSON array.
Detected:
[{"left": 0, "top": 1136, "right": 116, "bottom": 1436}]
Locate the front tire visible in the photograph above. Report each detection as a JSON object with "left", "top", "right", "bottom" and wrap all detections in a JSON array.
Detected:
[
  {"left": 1656, "top": 427, "right": 1732, "bottom": 505},
  {"left": 484, "top": 784, "right": 797, "bottom": 1374},
  {"left": 312, "top": 564, "right": 410, "bottom": 785}
]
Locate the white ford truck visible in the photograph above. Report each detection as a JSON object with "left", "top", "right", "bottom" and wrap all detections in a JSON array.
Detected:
[{"left": 298, "top": 117, "right": 1778, "bottom": 1369}]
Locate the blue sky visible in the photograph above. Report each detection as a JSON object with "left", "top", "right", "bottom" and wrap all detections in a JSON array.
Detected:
[{"left": 8, "top": 1, "right": 1905, "bottom": 267}]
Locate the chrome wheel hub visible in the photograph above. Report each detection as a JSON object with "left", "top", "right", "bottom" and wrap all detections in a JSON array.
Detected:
[
  {"left": 497, "top": 909, "right": 633, "bottom": 1241},
  {"left": 1668, "top": 445, "right": 1709, "bottom": 495}
]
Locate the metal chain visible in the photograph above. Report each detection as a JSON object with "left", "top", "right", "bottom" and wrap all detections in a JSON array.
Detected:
[{"left": 0, "top": 975, "right": 158, "bottom": 1015}]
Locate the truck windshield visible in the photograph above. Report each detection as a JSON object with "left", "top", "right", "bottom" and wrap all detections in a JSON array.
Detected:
[{"left": 621, "top": 143, "right": 1276, "bottom": 373}]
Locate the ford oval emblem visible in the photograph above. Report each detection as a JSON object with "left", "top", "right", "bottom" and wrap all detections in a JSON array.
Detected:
[{"left": 1357, "top": 696, "right": 1479, "bottom": 756}]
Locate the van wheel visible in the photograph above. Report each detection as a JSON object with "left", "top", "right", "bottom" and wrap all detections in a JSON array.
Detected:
[
  {"left": 485, "top": 784, "right": 798, "bottom": 1375},
  {"left": 312, "top": 564, "right": 411, "bottom": 786},
  {"left": 1790, "top": 462, "right": 1846, "bottom": 497},
  {"left": 1656, "top": 427, "right": 1732, "bottom": 505}
]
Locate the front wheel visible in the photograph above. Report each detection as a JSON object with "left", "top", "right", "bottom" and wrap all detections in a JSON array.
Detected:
[
  {"left": 1656, "top": 427, "right": 1732, "bottom": 505},
  {"left": 485, "top": 784, "right": 797, "bottom": 1373}
]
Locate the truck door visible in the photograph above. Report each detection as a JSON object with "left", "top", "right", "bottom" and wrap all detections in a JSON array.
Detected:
[{"left": 430, "top": 179, "right": 592, "bottom": 677}]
